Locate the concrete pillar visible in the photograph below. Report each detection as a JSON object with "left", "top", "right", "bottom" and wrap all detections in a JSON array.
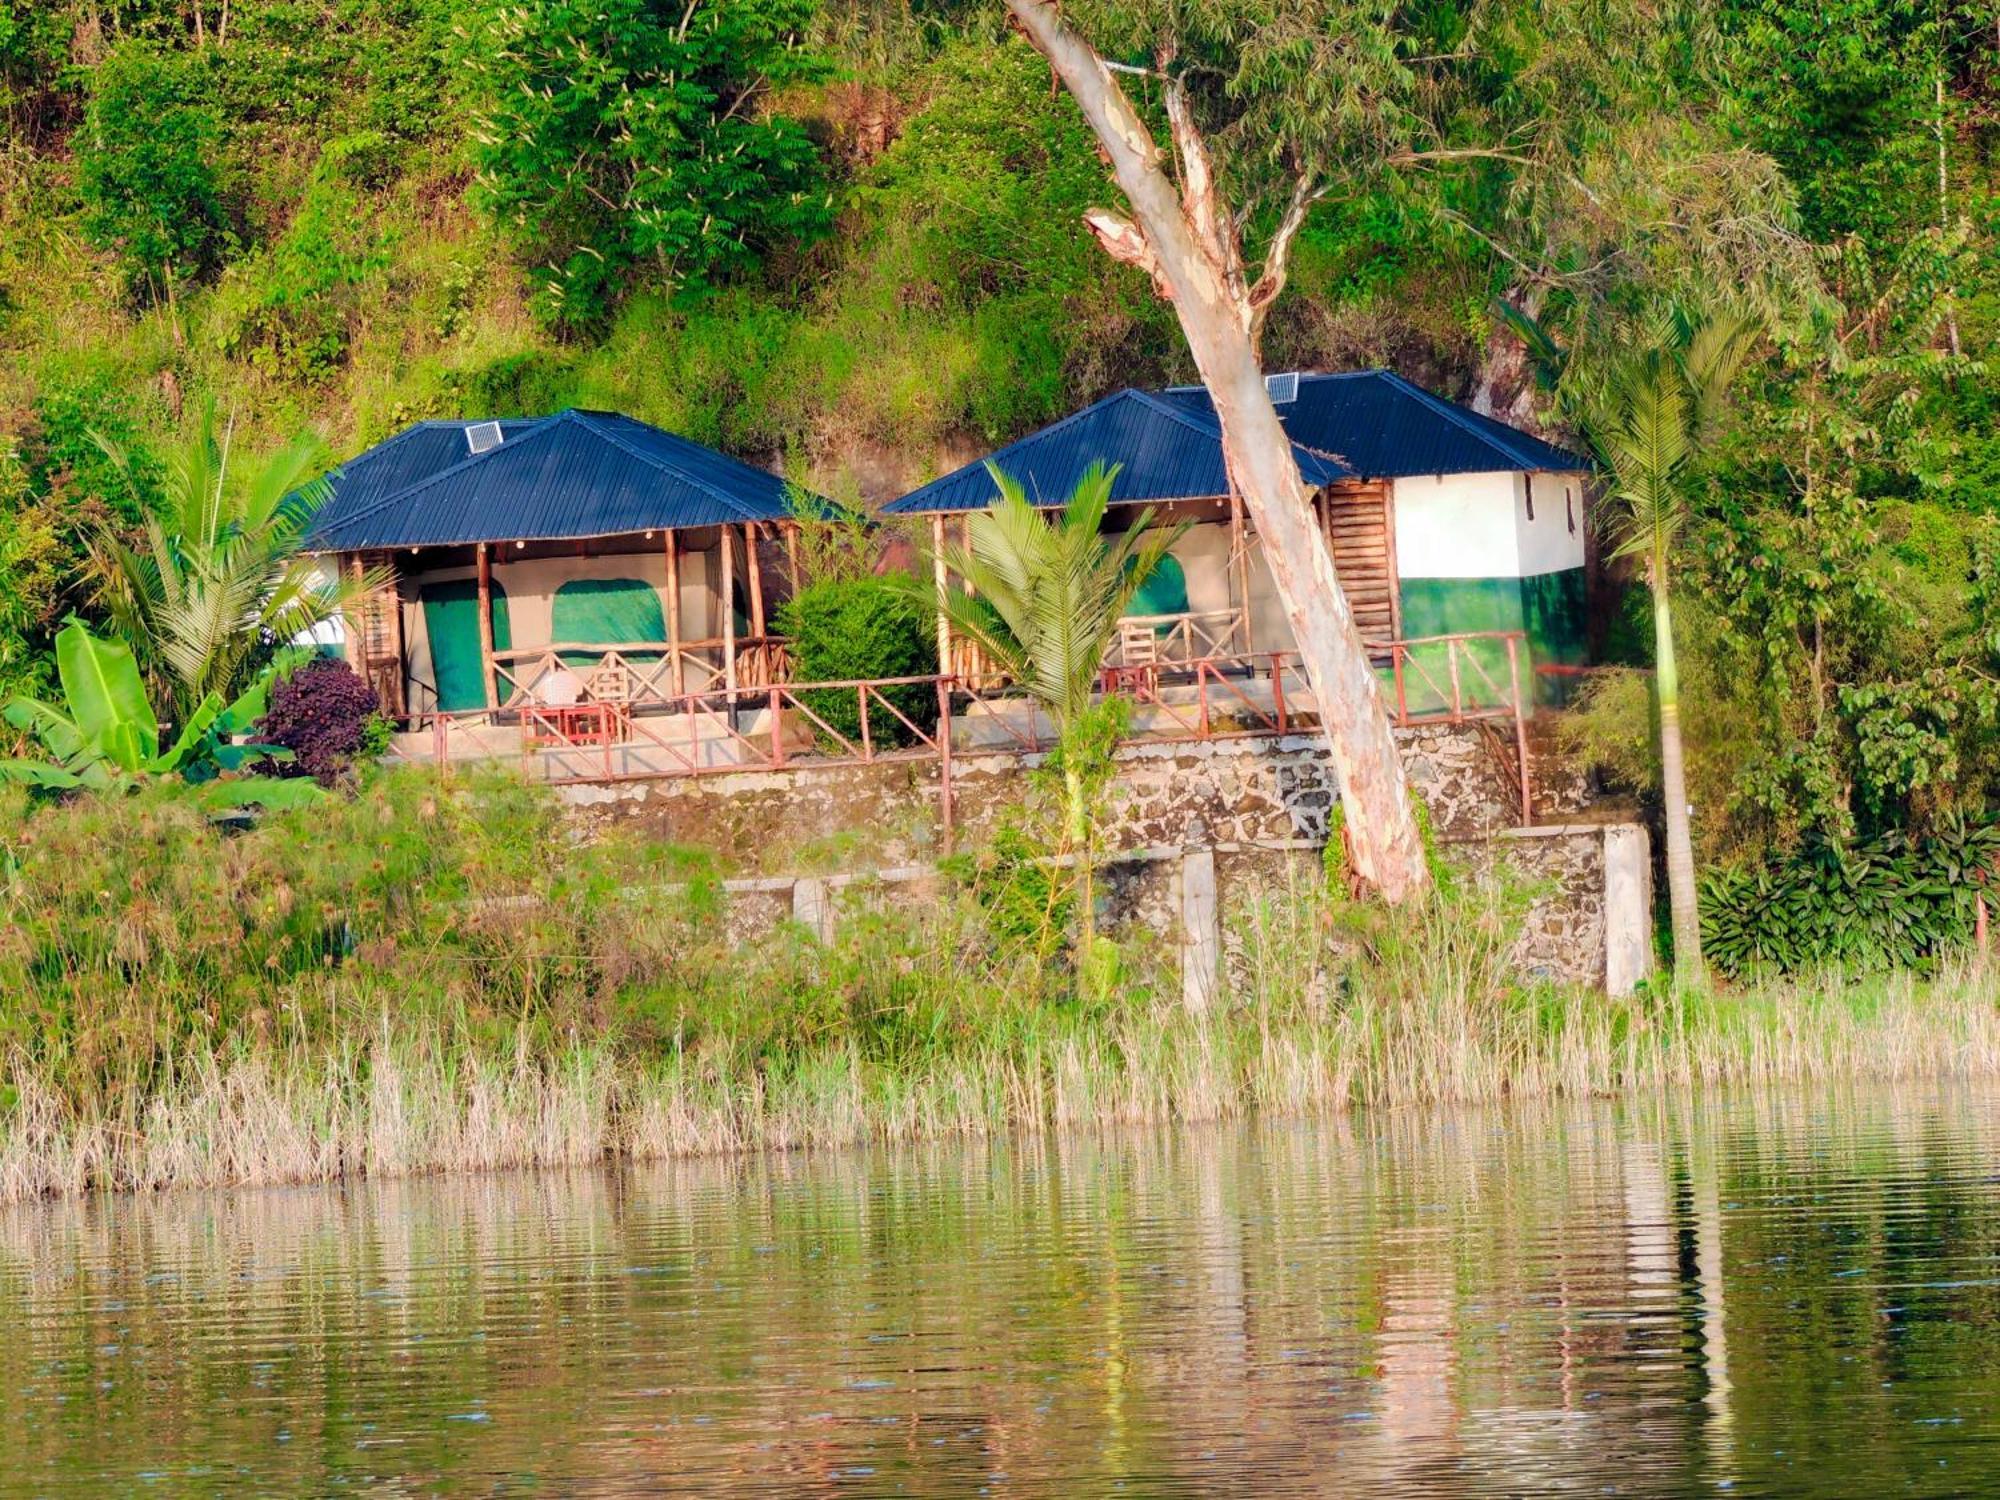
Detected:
[
  {"left": 1603, "top": 823, "right": 1653, "bottom": 997},
  {"left": 1182, "top": 847, "right": 1220, "bottom": 1013},
  {"left": 792, "top": 877, "right": 831, "bottom": 941}
]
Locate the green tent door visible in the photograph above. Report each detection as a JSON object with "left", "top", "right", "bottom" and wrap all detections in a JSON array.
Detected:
[
  {"left": 1127, "top": 552, "right": 1190, "bottom": 618},
  {"left": 421, "top": 578, "right": 511, "bottom": 712},
  {"left": 550, "top": 578, "right": 668, "bottom": 665}
]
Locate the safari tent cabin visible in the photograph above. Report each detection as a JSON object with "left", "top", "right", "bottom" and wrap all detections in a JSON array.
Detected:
[
  {"left": 884, "top": 370, "right": 1590, "bottom": 708},
  {"left": 305, "top": 410, "right": 816, "bottom": 765}
]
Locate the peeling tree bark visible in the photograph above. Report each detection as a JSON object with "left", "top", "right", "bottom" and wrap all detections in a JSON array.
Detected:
[{"left": 1004, "top": 0, "right": 1430, "bottom": 902}]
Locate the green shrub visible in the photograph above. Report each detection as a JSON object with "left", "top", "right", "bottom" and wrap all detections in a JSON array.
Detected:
[
  {"left": 777, "top": 576, "right": 937, "bottom": 749},
  {"left": 0, "top": 448, "right": 68, "bottom": 706},
  {"left": 1699, "top": 818, "right": 2000, "bottom": 977},
  {"left": 463, "top": 0, "right": 832, "bottom": 331},
  {"left": 75, "top": 42, "right": 226, "bottom": 297},
  {"left": 214, "top": 169, "right": 389, "bottom": 381}
]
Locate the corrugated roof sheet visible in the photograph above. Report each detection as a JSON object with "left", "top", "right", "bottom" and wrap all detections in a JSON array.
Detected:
[
  {"left": 1158, "top": 370, "right": 1587, "bottom": 478},
  {"left": 306, "top": 419, "right": 541, "bottom": 541},
  {"left": 306, "top": 410, "right": 810, "bottom": 551},
  {"left": 882, "top": 389, "right": 1352, "bottom": 516}
]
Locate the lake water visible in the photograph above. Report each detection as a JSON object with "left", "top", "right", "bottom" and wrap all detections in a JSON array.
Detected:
[{"left": 5, "top": 1088, "right": 2000, "bottom": 1495}]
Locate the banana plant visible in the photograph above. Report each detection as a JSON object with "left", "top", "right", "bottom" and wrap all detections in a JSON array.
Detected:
[{"left": 0, "top": 622, "right": 322, "bottom": 808}]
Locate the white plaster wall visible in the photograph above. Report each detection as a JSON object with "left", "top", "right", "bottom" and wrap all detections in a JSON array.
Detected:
[
  {"left": 1518, "top": 471, "right": 1589, "bottom": 577},
  {"left": 1391, "top": 472, "right": 1522, "bottom": 579}
]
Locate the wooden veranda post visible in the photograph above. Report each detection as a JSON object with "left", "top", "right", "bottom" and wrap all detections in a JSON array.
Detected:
[
  {"left": 342, "top": 554, "right": 365, "bottom": 672},
  {"left": 931, "top": 514, "right": 951, "bottom": 675},
  {"left": 1508, "top": 634, "right": 1534, "bottom": 827},
  {"left": 784, "top": 522, "right": 801, "bottom": 593},
  {"left": 746, "top": 522, "right": 767, "bottom": 639},
  {"left": 936, "top": 676, "right": 955, "bottom": 854},
  {"left": 377, "top": 554, "right": 407, "bottom": 717},
  {"left": 1227, "top": 488, "right": 1252, "bottom": 653},
  {"left": 720, "top": 525, "right": 738, "bottom": 699},
  {"left": 664, "top": 528, "right": 685, "bottom": 697},
  {"left": 475, "top": 542, "right": 498, "bottom": 710}
]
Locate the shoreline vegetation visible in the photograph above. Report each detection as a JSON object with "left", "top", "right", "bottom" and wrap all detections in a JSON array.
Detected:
[{"left": 4, "top": 772, "right": 2000, "bottom": 1205}]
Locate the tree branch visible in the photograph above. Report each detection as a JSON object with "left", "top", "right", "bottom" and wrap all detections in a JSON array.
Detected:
[
  {"left": 1083, "top": 208, "right": 1174, "bottom": 299},
  {"left": 1161, "top": 71, "right": 1243, "bottom": 298},
  {"left": 1244, "top": 173, "right": 1324, "bottom": 348}
]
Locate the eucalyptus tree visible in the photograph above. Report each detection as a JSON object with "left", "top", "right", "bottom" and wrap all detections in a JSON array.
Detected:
[
  {"left": 90, "top": 402, "right": 360, "bottom": 726},
  {"left": 928, "top": 461, "right": 1183, "bottom": 948},
  {"left": 998, "top": 0, "right": 1434, "bottom": 904},
  {"left": 1587, "top": 307, "right": 1761, "bottom": 984}
]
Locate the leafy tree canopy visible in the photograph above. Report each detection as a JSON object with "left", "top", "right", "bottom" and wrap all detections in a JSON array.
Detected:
[
  {"left": 464, "top": 0, "right": 835, "bottom": 331},
  {"left": 75, "top": 41, "right": 227, "bottom": 298}
]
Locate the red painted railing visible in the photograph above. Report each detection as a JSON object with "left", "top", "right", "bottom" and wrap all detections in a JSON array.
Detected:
[{"left": 384, "top": 631, "right": 1537, "bottom": 827}]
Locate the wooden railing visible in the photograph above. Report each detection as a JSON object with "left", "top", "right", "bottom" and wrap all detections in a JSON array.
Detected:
[
  {"left": 387, "top": 631, "right": 1539, "bottom": 827},
  {"left": 490, "top": 637, "right": 792, "bottom": 709},
  {"left": 950, "top": 607, "right": 1246, "bottom": 686},
  {"left": 1115, "top": 608, "right": 1246, "bottom": 664}
]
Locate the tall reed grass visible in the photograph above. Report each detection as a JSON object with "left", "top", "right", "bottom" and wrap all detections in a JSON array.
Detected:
[{"left": 3, "top": 773, "right": 1999, "bottom": 1203}]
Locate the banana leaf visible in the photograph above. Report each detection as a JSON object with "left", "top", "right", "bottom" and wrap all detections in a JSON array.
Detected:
[
  {"left": 153, "top": 695, "right": 225, "bottom": 775},
  {"left": 0, "top": 759, "right": 85, "bottom": 789},
  {"left": 54, "top": 623, "right": 156, "bottom": 763},
  {"left": 195, "top": 778, "right": 326, "bottom": 812},
  {"left": 210, "top": 742, "right": 295, "bottom": 771},
  {"left": 3, "top": 696, "right": 90, "bottom": 768}
]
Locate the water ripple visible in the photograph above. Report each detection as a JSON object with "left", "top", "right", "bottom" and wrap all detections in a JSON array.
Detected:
[{"left": 3, "top": 1087, "right": 2000, "bottom": 1494}]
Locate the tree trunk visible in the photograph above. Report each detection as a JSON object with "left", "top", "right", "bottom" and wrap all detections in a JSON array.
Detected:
[
  {"left": 1652, "top": 564, "right": 1703, "bottom": 985},
  {"left": 1065, "top": 757, "right": 1095, "bottom": 958},
  {"left": 1471, "top": 286, "right": 1544, "bottom": 425},
  {"left": 1003, "top": 0, "right": 1430, "bottom": 903}
]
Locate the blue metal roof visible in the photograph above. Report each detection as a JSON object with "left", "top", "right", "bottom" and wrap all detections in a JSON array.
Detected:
[
  {"left": 881, "top": 389, "right": 1352, "bottom": 516},
  {"left": 1157, "top": 370, "right": 1587, "bottom": 478},
  {"left": 305, "top": 419, "right": 541, "bottom": 541},
  {"left": 306, "top": 410, "right": 811, "bottom": 551}
]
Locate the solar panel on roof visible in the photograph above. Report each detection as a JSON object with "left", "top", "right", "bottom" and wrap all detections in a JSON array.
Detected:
[
  {"left": 1265, "top": 371, "right": 1299, "bottom": 404},
  {"left": 464, "top": 421, "right": 505, "bottom": 455}
]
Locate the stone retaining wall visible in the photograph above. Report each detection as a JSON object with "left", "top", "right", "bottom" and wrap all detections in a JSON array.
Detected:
[
  {"left": 558, "top": 724, "right": 1647, "bottom": 994},
  {"left": 563, "top": 722, "right": 1540, "bottom": 868},
  {"left": 707, "top": 824, "right": 1652, "bottom": 996}
]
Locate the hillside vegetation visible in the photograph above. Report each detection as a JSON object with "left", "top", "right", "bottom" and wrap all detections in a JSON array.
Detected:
[{"left": 6, "top": 0, "right": 2000, "bottom": 884}]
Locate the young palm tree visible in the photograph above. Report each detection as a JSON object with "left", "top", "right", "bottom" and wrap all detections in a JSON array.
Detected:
[
  {"left": 1590, "top": 307, "right": 1761, "bottom": 985},
  {"left": 929, "top": 460, "right": 1185, "bottom": 949},
  {"left": 91, "top": 402, "right": 360, "bottom": 724}
]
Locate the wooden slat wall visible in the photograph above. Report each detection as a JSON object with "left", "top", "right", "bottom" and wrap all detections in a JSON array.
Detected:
[
  {"left": 1320, "top": 481, "right": 1400, "bottom": 643},
  {"left": 352, "top": 550, "right": 407, "bottom": 716}
]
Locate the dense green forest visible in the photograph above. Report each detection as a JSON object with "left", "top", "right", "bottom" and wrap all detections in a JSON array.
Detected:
[{"left": 4, "top": 0, "right": 2000, "bottom": 895}]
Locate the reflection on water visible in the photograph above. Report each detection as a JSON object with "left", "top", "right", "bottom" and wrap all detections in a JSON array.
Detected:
[{"left": 5, "top": 1087, "right": 2000, "bottom": 1495}]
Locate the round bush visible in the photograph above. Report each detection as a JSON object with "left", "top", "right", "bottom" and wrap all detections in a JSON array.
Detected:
[
  {"left": 257, "top": 658, "right": 385, "bottom": 784},
  {"left": 777, "top": 577, "right": 938, "bottom": 748}
]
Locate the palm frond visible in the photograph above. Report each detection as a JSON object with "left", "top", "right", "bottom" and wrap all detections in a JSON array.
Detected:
[
  {"left": 921, "top": 464, "right": 1187, "bottom": 732},
  {"left": 1683, "top": 311, "right": 1764, "bottom": 435},
  {"left": 86, "top": 403, "right": 340, "bottom": 719}
]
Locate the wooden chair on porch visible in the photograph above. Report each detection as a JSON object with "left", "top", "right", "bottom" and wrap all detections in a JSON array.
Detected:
[
  {"left": 1103, "top": 618, "right": 1162, "bottom": 697},
  {"left": 585, "top": 658, "right": 631, "bottom": 707},
  {"left": 580, "top": 657, "right": 632, "bottom": 743}
]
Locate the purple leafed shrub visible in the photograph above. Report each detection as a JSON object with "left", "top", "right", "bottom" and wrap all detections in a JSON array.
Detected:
[{"left": 257, "top": 658, "right": 385, "bottom": 785}]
